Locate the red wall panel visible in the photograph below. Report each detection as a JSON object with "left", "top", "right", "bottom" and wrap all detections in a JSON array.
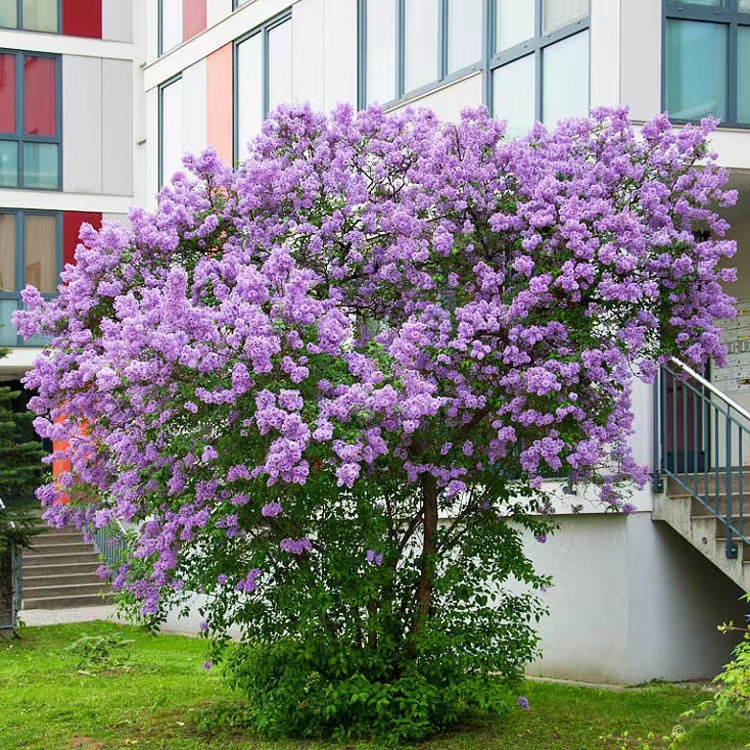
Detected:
[
  {"left": 0, "top": 54, "right": 15, "bottom": 133},
  {"left": 63, "top": 212, "right": 102, "bottom": 268},
  {"left": 62, "top": 0, "right": 102, "bottom": 39},
  {"left": 183, "top": 0, "right": 206, "bottom": 42},
  {"left": 24, "top": 56, "right": 56, "bottom": 136}
]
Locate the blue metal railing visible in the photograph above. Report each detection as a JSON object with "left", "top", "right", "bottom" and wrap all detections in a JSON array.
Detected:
[
  {"left": 653, "top": 357, "right": 750, "bottom": 558},
  {"left": 89, "top": 521, "right": 131, "bottom": 571}
]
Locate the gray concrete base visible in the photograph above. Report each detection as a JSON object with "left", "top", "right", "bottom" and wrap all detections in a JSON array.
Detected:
[{"left": 18, "top": 604, "right": 118, "bottom": 627}]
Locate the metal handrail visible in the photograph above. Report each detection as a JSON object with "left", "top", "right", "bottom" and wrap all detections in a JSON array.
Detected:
[
  {"left": 654, "top": 358, "right": 750, "bottom": 558},
  {"left": 89, "top": 519, "right": 131, "bottom": 571},
  {"left": 670, "top": 356, "right": 750, "bottom": 424}
]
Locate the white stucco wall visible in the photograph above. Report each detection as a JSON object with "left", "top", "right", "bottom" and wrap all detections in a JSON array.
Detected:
[{"left": 525, "top": 512, "right": 746, "bottom": 683}]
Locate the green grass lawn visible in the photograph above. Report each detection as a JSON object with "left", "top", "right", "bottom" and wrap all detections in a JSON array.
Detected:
[{"left": 0, "top": 620, "right": 747, "bottom": 749}]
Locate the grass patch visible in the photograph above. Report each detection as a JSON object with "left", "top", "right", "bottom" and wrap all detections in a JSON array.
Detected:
[{"left": 0, "top": 621, "right": 747, "bottom": 749}]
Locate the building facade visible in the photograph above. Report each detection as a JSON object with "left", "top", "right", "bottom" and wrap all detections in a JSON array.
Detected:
[{"left": 4, "top": 0, "right": 750, "bottom": 683}]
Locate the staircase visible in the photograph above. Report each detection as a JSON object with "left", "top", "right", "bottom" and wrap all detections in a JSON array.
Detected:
[
  {"left": 21, "top": 525, "right": 111, "bottom": 610},
  {"left": 652, "top": 358, "right": 750, "bottom": 592}
]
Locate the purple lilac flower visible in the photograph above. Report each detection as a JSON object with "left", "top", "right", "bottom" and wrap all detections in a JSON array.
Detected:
[
  {"left": 203, "top": 661, "right": 213, "bottom": 671},
  {"left": 261, "top": 502, "right": 283, "bottom": 517},
  {"left": 365, "top": 549, "right": 383, "bottom": 566},
  {"left": 280, "top": 537, "right": 312, "bottom": 555},
  {"left": 517, "top": 696, "right": 529, "bottom": 710},
  {"left": 199, "top": 621, "right": 209, "bottom": 632}
]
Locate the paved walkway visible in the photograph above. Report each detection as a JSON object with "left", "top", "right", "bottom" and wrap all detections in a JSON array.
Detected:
[{"left": 18, "top": 604, "right": 119, "bottom": 626}]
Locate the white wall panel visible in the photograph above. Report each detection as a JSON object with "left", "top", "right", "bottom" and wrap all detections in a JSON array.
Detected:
[
  {"left": 207, "top": 0, "right": 231, "bottom": 27},
  {"left": 292, "top": 0, "right": 325, "bottom": 110},
  {"left": 102, "top": 0, "right": 133, "bottom": 43},
  {"left": 181, "top": 59, "right": 208, "bottom": 157},
  {"left": 323, "top": 0, "right": 357, "bottom": 110},
  {"left": 103, "top": 59, "right": 134, "bottom": 195},
  {"left": 63, "top": 55, "right": 103, "bottom": 194},
  {"left": 620, "top": 0, "right": 661, "bottom": 121}
]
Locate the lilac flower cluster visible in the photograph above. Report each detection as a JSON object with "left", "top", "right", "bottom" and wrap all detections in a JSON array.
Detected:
[{"left": 15, "top": 104, "right": 736, "bottom": 615}]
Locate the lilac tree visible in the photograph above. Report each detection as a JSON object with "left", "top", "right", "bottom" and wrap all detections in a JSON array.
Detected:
[{"left": 17, "top": 105, "right": 737, "bottom": 739}]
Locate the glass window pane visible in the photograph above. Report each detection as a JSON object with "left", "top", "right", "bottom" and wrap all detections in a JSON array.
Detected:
[
  {"left": 496, "top": 0, "right": 535, "bottom": 52},
  {"left": 0, "top": 214, "right": 16, "bottom": 293},
  {"left": 160, "top": 79, "right": 183, "bottom": 184},
  {"left": 687, "top": 0, "right": 724, "bottom": 5},
  {"left": 0, "top": 54, "right": 15, "bottom": 134},
  {"left": 0, "top": 141, "right": 17, "bottom": 187},
  {"left": 0, "top": 0, "right": 17, "bottom": 28},
  {"left": 738, "top": 26, "right": 750, "bottom": 122},
  {"left": 268, "top": 19, "right": 292, "bottom": 114},
  {"left": 23, "top": 0, "right": 57, "bottom": 32},
  {"left": 24, "top": 56, "right": 56, "bottom": 137},
  {"left": 666, "top": 19, "right": 727, "bottom": 121},
  {"left": 492, "top": 54, "right": 536, "bottom": 139},
  {"left": 161, "top": 0, "right": 183, "bottom": 53},
  {"left": 23, "top": 142, "right": 58, "bottom": 189},
  {"left": 237, "top": 33, "right": 263, "bottom": 160},
  {"left": 543, "top": 0, "right": 589, "bottom": 35},
  {"left": 366, "top": 0, "right": 397, "bottom": 103},
  {"left": 741, "top": 0, "right": 750, "bottom": 11},
  {"left": 543, "top": 30, "right": 589, "bottom": 126},
  {"left": 448, "top": 0, "right": 482, "bottom": 74},
  {"left": 24, "top": 214, "right": 56, "bottom": 293},
  {"left": 0, "top": 300, "right": 18, "bottom": 347},
  {"left": 404, "top": 0, "right": 440, "bottom": 92}
]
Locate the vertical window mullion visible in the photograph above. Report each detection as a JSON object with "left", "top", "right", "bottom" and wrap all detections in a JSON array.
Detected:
[
  {"left": 440, "top": 0, "right": 448, "bottom": 80},
  {"left": 728, "top": 21, "right": 738, "bottom": 124},
  {"left": 263, "top": 28, "right": 269, "bottom": 119},
  {"left": 14, "top": 210, "right": 23, "bottom": 300},
  {"left": 397, "top": 0, "right": 405, "bottom": 98}
]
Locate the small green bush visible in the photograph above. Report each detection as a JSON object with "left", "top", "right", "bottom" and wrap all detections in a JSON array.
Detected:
[
  {"left": 66, "top": 632, "right": 134, "bottom": 672},
  {"left": 222, "top": 637, "right": 513, "bottom": 744}
]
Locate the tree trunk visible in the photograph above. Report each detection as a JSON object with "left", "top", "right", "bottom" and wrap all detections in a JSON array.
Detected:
[{"left": 406, "top": 473, "right": 438, "bottom": 659}]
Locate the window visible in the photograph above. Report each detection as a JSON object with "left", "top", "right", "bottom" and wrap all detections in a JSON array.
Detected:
[
  {"left": 664, "top": 0, "right": 750, "bottom": 126},
  {"left": 234, "top": 14, "right": 292, "bottom": 161},
  {"left": 0, "top": 50, "right": 61, "bottom": 190},
  {"left": 159, "top": 0, "right": 207, "bottom": 55},
  {"left": 0, "top": 210, "right": 61, "bottom": 346},
  {"left": 159, "top": 75, "right": 183, "bottom": 187},
  {"left": 0, "top": 0, "right": 59, "bottom": 32},
  {"left": 359, "top": 0, "right": 483, "bottom": 107},
  {"left": 489, "top": 0, "right": 590, "bottom": 138}
]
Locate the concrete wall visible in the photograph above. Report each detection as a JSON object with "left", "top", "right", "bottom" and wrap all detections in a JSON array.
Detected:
[{"left": 526, "top": 512, "right": 746, "bottom": 683}]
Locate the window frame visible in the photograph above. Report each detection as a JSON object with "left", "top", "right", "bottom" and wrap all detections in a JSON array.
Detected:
[
  {"left": 0, "top": 48, "right": 62, "bottom": 191},
  {"left": 158, "top": 73, "right": 182, "bottom": 188},
  {"left": 0, "top": 0, "right": 62, "bottom": 34},
  {"left": 357, "top": 0, "right": 485, "bottom": 110},
  {"left": 232, "top": 9, "right": 292, "bottom": 165},
  {"left": 485, "top": 0, "right": 591, "bottom": 125},
  {"left": 158, "top": 0, "right": 182, "bottom": 56},
  {"left": 233, "top": 0, "right": 252, "bottom": 8},
  {"left": 663, "top": 0, "right": 750, "bottom": 128},
  {"left": 0, "top": 208, "right": 62, "bottom": 347}
]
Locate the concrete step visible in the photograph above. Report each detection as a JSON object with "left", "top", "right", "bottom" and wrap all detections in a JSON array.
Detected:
[
  {"left": 25, "top": 542, "right": 95, "bottom": 556},
  {"left": 29, "top": 532, "right": 88, "bottom": 544},
  {"left": 21, "top": 551, "right": 101, "bottom": 566},
  {"left": 22, "top": 571, "right": 102, "bottom": 587},
  {"left": 687, "top": 495, "right": 747, "bottom": 516},
  {"left": 22, "top": 582, "right": 109, "bottom": 599},
  {"left": 692, "top": 514, "right": 748, "bottom": 536},
  {"left": 715, "top": 537, "right": 750, "bottom": 561},
  {"left": 670, "top": 472, "right": 750, "bottom": 496},
  {"left": 22, "top": 560, "right": 101, "bottom": 577},
  {"left": 22, "top": 592, "right": 113, "bottom": 610}
]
